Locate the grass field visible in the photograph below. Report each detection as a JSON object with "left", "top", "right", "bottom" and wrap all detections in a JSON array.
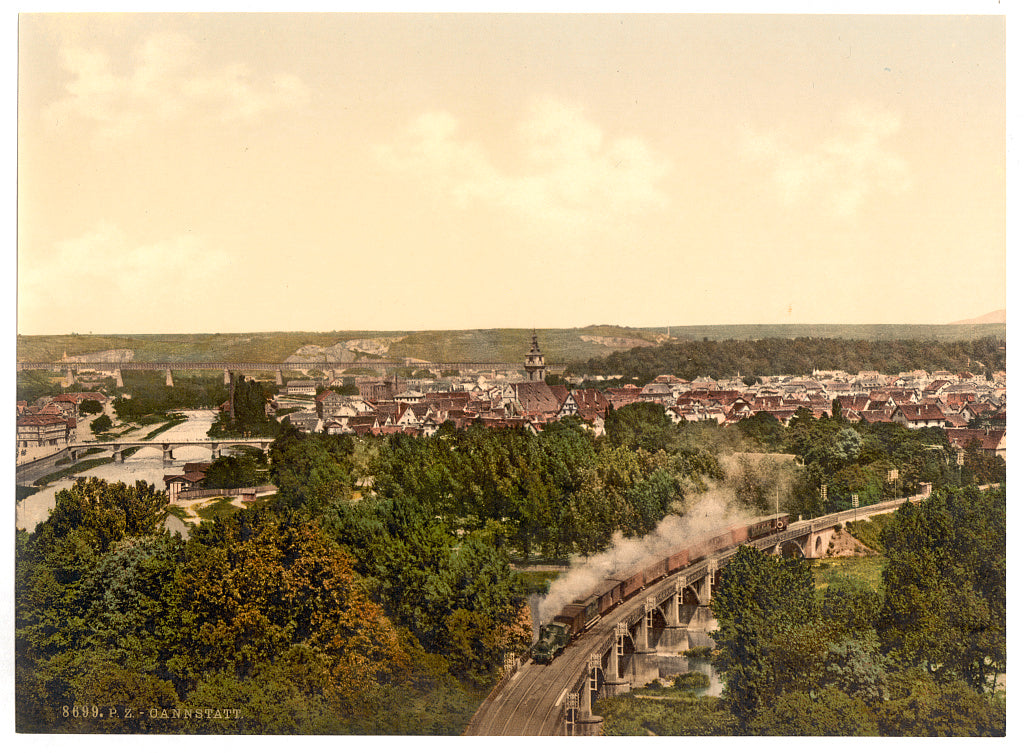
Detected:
[
  {"left": 195, "top": 497, "right": 243, "bottom": 521},
  {"left": 810, "top": 555, "right": 888, "bottom": 594}
]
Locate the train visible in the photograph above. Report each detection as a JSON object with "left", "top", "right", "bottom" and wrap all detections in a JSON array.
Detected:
[{"left": 530, "top": 513, "right": 790, "bottom": 663}]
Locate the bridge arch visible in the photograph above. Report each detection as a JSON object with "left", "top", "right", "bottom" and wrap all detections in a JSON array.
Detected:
[
  {"left": 678, "top": 585, "right": 701, "bottom": 627},
  {"left": 814, "top": 534, "right": 827, "bottom": 556},
  {"left": 647, "top": 605, "right": 668, "bottom": 648},
  {"left": 779, "top": 539, "right": 805, "bottom": 558}
]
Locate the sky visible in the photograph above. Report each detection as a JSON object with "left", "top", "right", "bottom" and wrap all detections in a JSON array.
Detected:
[{"left": 15, "top": 9, "right": 1008, "bottom": 335}]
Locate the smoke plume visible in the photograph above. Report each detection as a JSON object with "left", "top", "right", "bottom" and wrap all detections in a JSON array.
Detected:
[{"left": 537, "top": 486, "right": 756, "bottom": 624}]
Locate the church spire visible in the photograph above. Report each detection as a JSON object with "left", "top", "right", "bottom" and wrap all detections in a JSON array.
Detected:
[{"left": 524, "top": 330, "right": 546, "bottom": 382}]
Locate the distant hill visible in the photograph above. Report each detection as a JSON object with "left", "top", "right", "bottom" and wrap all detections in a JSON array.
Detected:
[
  {"left": 15, "top": 323, "right": 1006, "bottom": 366},
  {"left": 949, "top": 310, "right": 1005, "bottom": 325}
]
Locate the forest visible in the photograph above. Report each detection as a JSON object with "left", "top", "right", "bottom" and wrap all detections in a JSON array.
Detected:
[{"left": 568, "top": 336, "right": 1006, "bottom": 383}]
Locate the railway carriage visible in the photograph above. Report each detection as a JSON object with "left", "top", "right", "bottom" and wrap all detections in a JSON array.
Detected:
[
  {"left": 596, "top": 578, "right": 624, "bottom": 613},
  {"left": 642, "top": 557, "right": 669, "bottom": 586},
  {"left": 620, "top": 571, "right": 645, "bottom": 601},
  {"left": 530, "top": 512, "right": 793, "bottom": 662},
  {"left": 667, "top": 548, "right": 691, "bottom": 573}
]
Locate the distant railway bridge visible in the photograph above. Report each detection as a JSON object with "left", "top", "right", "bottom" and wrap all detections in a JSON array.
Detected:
[{"left": 16, "top": 360, "right": 565, "bottom": 386}]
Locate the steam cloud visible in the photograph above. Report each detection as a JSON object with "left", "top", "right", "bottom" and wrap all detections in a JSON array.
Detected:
[{"left": 537, "top": 486, "right": 757, "bottom": 624}]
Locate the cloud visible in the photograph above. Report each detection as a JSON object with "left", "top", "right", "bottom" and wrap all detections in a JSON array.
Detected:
[
  {"left": 44, "top": 32, "right": 309, "bottom": 139},
  {"left": 741, "top": 103, "right": 911, "bottom": 220},
  {"left": 19, "top": 223, "right": 232, "bottom": 333},
  {"left": 375, "top": 98, "right": 670, "bottom": 235}
]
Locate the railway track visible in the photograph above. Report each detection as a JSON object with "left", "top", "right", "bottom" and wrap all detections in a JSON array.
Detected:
[{"left": 467, "top": 598, "right": 639, "bottom": 735}]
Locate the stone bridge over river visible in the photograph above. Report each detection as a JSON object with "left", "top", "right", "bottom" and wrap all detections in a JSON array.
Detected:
[
  {"left": 67, "top": 438, "right": 274, "bottom": 464},
  {"left": 465, "top": 494, "right": 928, "bottom": 736}
]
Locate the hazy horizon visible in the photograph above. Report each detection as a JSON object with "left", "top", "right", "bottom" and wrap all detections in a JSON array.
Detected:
[
  {"left": 17, "top": 13, "right": 1006, "bottom": 336},
  {"left": 16, "top": 317, "right": 1006, "bottom": 340}
]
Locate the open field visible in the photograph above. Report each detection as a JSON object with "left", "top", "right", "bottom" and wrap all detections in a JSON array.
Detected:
[{"left": 810, "top": 555, "right": 888, "bottom": 594}]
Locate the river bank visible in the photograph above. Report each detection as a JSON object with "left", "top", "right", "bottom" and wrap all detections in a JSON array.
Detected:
[{"left": 16, "top": 409, "right": 218, "bottom": 532}]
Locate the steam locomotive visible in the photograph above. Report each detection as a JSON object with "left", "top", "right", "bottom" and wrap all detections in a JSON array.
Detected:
[{"left": 531, "top": 513, "right": 790, "bottom": 663}]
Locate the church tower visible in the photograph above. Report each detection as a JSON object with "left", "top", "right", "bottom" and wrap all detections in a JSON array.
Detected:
[{"left": 524, "top": 331, "right": 546, "bottom": 382}]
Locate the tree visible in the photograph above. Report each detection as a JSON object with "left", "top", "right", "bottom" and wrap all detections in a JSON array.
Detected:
[
  {"left": 746, "top": 687, "right": 879, "bottom": 736},
  {"left": 875, "top": 667, "right": 1005, "bottom": 736},
  {"left": 34, "top": 478, "right": 167, "bottom": 557},
  {"left": 320, "top": 497, "right": 528, "bottom": 687},
  {"left": 166, "top": 513, "right": 414, "bottom": 700},
  {"left": 204, "top": 454, "right": 262, "bottom": 489},
  {"left": 89, "top": 414, "right": 112, "bottom": 434},
  {"left": 876, "top": 486, "right": 1005, "bottom": 691},
  {"left": 736, "top": 412, "right": 787, "bottom": 451},
  {"left": 269, "top": 432, "right": 354, "bottom": 516},
  {"left": 820, "top": 636, "right": 890, "bottom": 705},
  {"left": 604, "top": 402, "right": 674, "bottom": 452},
  {"left": 711, "top": 545, "right": 819, "bottom": 723},
  {"left": 78, "top": 399, "right": 103, "bottom": 415}
]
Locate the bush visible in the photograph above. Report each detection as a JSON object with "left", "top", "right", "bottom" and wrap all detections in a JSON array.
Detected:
[
  {"left": 90, "top": 414, "right": 112, "bottom": 434},
  {"left": 673, "top": 672, "right": 711, "bottom": 690},
  {"left": 78, "top": 399, "right": 103, "bottom": 415}
]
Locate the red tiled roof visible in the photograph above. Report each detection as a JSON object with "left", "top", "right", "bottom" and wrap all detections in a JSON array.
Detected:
[
  {"left": 898, "top": 404, "right": 947, "bottom": 422},
  {"left": 946, "top": 428, "right": 1006, "bottom": 452},
  {"left": 17, "top": 414, "right": 68, "bottom": 426},
  {"left": 512, "top": 381, "right": 560, "bottom": 415}
]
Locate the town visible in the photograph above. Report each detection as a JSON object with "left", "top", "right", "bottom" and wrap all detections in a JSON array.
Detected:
[{"left": 17, "top": 332, "right": 1007, "bottom": 460}]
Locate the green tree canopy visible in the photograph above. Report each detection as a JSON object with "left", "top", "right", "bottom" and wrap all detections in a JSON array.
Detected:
[{"left": 877, "top": 485, "right": 1006, "bottom": 691}]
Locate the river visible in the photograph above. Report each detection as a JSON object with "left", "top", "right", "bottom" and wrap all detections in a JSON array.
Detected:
[{"left": 16, "top": 410, "right": 219, "bottom": 533}]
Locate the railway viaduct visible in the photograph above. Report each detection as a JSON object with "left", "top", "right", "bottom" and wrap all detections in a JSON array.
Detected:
[
  {"left": 466, "top": 494, "right": 925, "bottom": 736},
  {"left": 67, "top": 438, "right": 274, "bottom": 464},
  {"left": 17, "top": 361, "right": 565, "bottom": 386}
]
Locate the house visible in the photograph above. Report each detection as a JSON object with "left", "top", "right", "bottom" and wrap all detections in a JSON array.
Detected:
[
  {"left": 347, "top": 415, "right": 381, "bottom": 436},
  {"left": 639, "top": 382, "right": 674, "bottom": 405},
  {"left": 859, "top": 409, "right": 896, "bottom": 424},
  {"left": 510, "top": 381, "right": 561, "bottom": 419},
  {"left": 163, "top": 462, "right": 212, "bottom": 498},
  {"left": 571, "top": 389, "right": 610, "bottom": 422},
  {"left": 285, "top": 380, "right": 318, "bottom": 396},
  {"left": 605, "top": 384, "right": 644, "bottom": 409},
  {"left": 315, "top": 389, "right": 349, "bottom": 419},
  {"left": 394, "top": 388, "right": 425, "bottom": 404},
  {"left": 357, "top": 379, "right": 395, "bottom": 402},
  {"left": 894, "top": 404, "right": 947, "bottom": 430},
  {"left": 837, "top": 395, "right": 871, "bottom": 412},
  {"left": 945, "top": 428, "right": 1006, "bottom": 459},
  {"left": 423, "top": 391, "right": 473, "bottom": 413},
  {"left": 16, "top": 414, "right": 73, "bottom": 448},
  {"left": 555, "top": 388, "right": 579, "bottom": 419},
  {"left": 282, "top": 410, "right": 322, "bottom": 432}
]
